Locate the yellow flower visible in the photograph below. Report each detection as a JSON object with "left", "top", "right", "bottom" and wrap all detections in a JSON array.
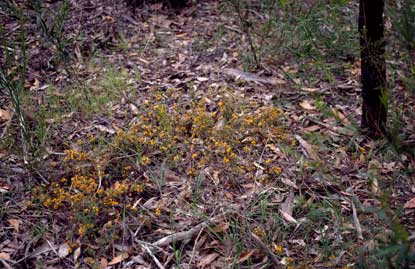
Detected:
[
  {"left": 270, "top": 166, "right": 282, "bottom": 174},
  {"left": 253, "top": 227, "right": 266, "bottom": 238},
  {"left": 223, "top": 156, "right": 230, "bottom": 163},
  {"left": 155, "top": 207, "right": 161, "bottom": 217},
  {"left": 140, "top": 156, "right": 151, "bottom": 165},
  {"left": 131, "top": 183, "right": 143, "bottom": 193},
  {"left": 274, "top": 244, "right": 283, "bottom": 254},
  {"left": 243, "top": 146, "right": 251, "bottom": 152}
]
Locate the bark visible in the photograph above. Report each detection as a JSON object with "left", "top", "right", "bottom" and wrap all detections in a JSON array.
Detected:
[{"left": 359, "top": 0, "right": 387, "bottom": 137}]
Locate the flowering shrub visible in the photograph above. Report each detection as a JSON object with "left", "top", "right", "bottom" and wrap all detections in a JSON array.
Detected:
[{"left": 34, "top": 87, "right": 287, "bottom": 240}]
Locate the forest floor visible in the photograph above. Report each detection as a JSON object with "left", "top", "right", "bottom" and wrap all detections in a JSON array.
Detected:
[{"left": 0, "top": 0, "right": 414, "bottom": 268}]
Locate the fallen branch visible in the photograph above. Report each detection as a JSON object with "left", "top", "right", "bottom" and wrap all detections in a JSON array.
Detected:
[
  {"left": 152, "top": 214, "right": 224, "bottom": 247},
  {"left": 223, "top": 68, "right": 280, "bottom": 86}
]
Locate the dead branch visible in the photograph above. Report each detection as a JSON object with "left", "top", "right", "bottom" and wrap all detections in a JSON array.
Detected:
[{"left": 152, "top": 214, "right": 225, "bottom": 247}]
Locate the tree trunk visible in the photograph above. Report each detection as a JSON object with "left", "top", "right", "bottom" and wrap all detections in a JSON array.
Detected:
[{"left": 359, "top": 0, "right": 387, "bottom": 137}]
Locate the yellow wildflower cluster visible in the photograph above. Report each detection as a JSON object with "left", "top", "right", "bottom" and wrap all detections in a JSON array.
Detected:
[
  {"left": 253, "top": 226, "right": 266, "bottom": 238},
  {"left": 36, "top": 171, "right": 146, "bottom": 238},
  {"left": 42, "top": 183, "right": 68, "bottom": 209},
  {"left": 78, "top": 223, "right": 94, "bottom": 237},
  {"left": 72, "top": 175, "right": 97, "bottom": 193},
  {"left": 64, "top": 149, "right": 89, "bottom": 161},
  {"left": 273, "top": 244, "right": 283, "bottom": 254},
  {"left": 113, "top": 90, "right": 287, "bottom": 183}
]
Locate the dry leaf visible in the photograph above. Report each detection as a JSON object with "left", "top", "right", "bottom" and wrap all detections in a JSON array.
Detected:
[
  {"left": 299, "top": 100, "right": 316, "bottom": 110},
  {"left": 7, "top": 219, "right": 19, "bottom": 232},
  {"left": 0, "top": 185, "right": 9, "bottom": 193},
  {"left": 73, "top": 247, "right": 81, "bottom": 261},
  {"left": 197, "top": 77, "right": 209, "bottom": 82},
  {"left": 95, "top": 125, "right": 115, "bottom": 134},
  {"left": 351, "top": 200, "right": 364, "bottom": 240},
  {"left": 0, "top": 109, "right": 11, "bottom": 121},
  {"left": 197, "top": 253, "right": 219, "bottom": 267},
  {"left": 58, "top": 243, "right": 70, "bottom": 258},
  {"left": 281, "top": 178, "right": 298, "bottom": 189},
  {"left": 163, "top": 169, "right": 183, "bottom": 182},
  {"left": 280, "top": 192, "right": 294, "bottom": 216},
  {"left": 279, "top": 211, "right": 298, "bottom": 225},
  {"left": 0, "top": 252, "right": 11, "bottom": 260},
  {"left": 238, "top": 249, "right": 256, "bottom": 263},
  {"left": 129, "top": 103, "right": 139, "bottom": 115},
  {"left": 301, "top": 87, "right": 319, "bottom": 93},
  {"left": 279, "top": 192, "right": 298, "bottom": 224},
  {"left": 108, "top": 253, "right": 129, "bottom": 265},
  {"left": 295, "top": 135, "right": 318, "bottom": 160},
  {"left": 404, "top": 197, "right": 415, "bottom": 209},
  {"left": 212, "top": 222, "right": 230, "bottom": 233},
  {"left": 100, "top": 257, "right": 108, "bottom": 269},
  {"left": 302, "top": 125, "right": 321, "bottom": 132},
  {"left": 331, "top": 108, "right": 350, "bottom": 125}
]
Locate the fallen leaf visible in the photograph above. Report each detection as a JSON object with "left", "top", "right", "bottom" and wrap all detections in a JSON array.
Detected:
[
  {"left": 302, "top": 125, "right": 321, "bottom": 132},
  {"left": 212, "top": 222, "right": 230, "bottom": 233},
  {"left": 7, "top": 219, "right": 19, "bottom": 232},
  {"left": 295, "top": 135, "right": 318, "bottom": 160},
  {"left": 331, "top": 108, "right": 350, "bottom": 125},
  {"left": 129, "top": 104, "right": 139, "bottom": 115},
  {"left": 404, "top": 197, "right": 415, "bottom": 209},
  {"left": 299, "top": 100, "right": 316, "bottom": 110},
  {"left": 301, "top": 87, "right": 319, "bottom": 93},
  {"left": 58, "top": 243, "right": 70, "bottom": 258},
  {"left": 238, "top": 249, "right": 256, "bottom": 263},
  {"left": 279, "top": 192, "right": 298, "bottom": 224},
  {"left": 73, "top": 247, "right": 81, "bottom": 261},
  {"left": 95, "top": 125, "right": 115, "bottom": 134},
  {"left": 0, "top": 109, "right": 11, "bottom": 121},
  {"left": 0, "top": 185, "right": 9, "bottom": 193},
  {"left": 281, "top": 178, "right": 298, "bottom": 189},
  {"left": 0, "top": 252, "right": 11, "bottom": 260},
  {"left": 197, "top": 77, "right": 209, "bottom": 82},
  {"left": 108, "top": 253, "right": 129, "bottom": 265},
  {"left": 197, "top": 253, "right": 219, "bottom": 267},
  {"left": 280, "top": 192, "right": 295, "bottom": 216},
  {"left": 100, "top": 257, "right": 108, "bottom": 269}
]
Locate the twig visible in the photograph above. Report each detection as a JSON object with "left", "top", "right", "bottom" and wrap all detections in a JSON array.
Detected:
[
  {"left": 0, "top": 258, "right": 14, "bottom": 269},
  {"left": 249, "top": 232, "right": 282, "bottom": 267},
  {"left": 188, "top": 225, "right": 206, "bottom": 266},
  {"left": 136, "top": 240, "right": 165, "bottom": 269}
]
